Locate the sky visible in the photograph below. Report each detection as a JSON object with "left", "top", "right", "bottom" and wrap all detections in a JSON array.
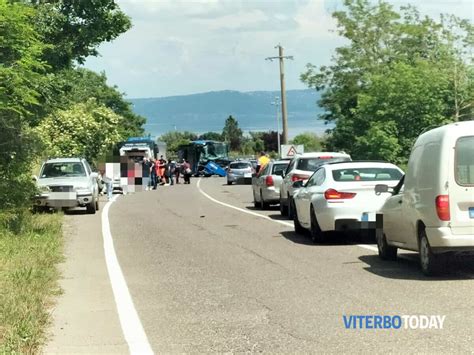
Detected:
[{"left": 84, "top": 0, "right": 473, "bottom": 99}]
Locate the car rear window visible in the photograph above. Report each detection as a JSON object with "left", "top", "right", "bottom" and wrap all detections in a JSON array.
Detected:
[
  {"left": 272, "top": 163, "right": 289, "bottom": 175},
  {"left": 230, "top": 162, "right": 251, "bottom": 169},
  {"left": 296, "top": 157, "right": 350, "bottom": 171},
  {"left": 455, "top": 136, "right": 474, "bottom": 186},
  {"left": 332, "top": 167, "right": 402, "bottom": 181}
]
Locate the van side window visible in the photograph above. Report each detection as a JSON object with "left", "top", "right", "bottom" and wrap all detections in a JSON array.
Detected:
[
  {"left": 418, "top": 143, "right": 440, "bottom": 189},
  {"left": 455, "top": 136, "right": 474, "bottom": 186}
]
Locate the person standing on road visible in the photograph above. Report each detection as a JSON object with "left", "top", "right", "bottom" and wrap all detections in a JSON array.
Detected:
[
  {"left": 158, "top": 155, "right": 166, "bottom": 184},
  {"left": 150, "top": 158, "right": 158, "bottom": 189},
  {"left": 142, "top": 157, "right": 152, "bottom": 191},
  {"left": 257, "top": 151, "right": 270, "bottom": 173},
  {"left": 175, "top": 161, "right": 181, "bottom": 184},
  {"left": 166, "top": 160, "right": 176, "bottom": 185},
  {"left": 182, "top": 159, "right": 192, "bottom": 184}
]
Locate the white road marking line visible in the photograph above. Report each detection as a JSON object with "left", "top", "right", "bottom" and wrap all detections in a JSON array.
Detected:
[
  {"left": 197, "top": 178, "right": 377, "bottom": 254},
  {"left": 196, "top": 178, "right": 293, "bottom": 227},
  {"left": 101, "top": 195, "right": 154, "bottom": 355}
]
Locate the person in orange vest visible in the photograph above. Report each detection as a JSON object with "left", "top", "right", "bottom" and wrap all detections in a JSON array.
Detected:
[{"left": 157, "top": 155, "right": 166, "bottom": 184}]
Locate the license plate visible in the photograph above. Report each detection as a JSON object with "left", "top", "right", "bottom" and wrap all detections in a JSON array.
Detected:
[
  {"left": 49, "top": 192, "right": 77, "bottom": 200},
  {"left": 361, "top": 212, "right": 376, "bottom": 222},
  {"left": 469, "top": 207, "right": 474, "bottom": 219},
  {"left": 244, "top": 173, "right": 252, "bottom": 178}
]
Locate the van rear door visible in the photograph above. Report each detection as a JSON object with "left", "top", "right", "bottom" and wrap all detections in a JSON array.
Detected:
[{"left": 450, "top": 135, "right": 474, "bottom": 235}]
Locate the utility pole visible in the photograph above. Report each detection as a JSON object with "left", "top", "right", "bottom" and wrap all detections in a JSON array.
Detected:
[
  {"left": 266, "top": 44, "right": 293, "bottom": 144},
  {"left": 271, "top": 97, "right": 281, "bottom": 158}
]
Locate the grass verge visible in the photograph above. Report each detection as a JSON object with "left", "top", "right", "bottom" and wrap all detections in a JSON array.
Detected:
[{"left": 0, "top": 211, "right": 63, "bottom": 354}]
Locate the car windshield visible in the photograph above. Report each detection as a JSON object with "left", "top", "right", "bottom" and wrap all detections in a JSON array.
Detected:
[
  {"left": 230, "top": 162, "right": 251, "bottom": 169},
  {"left": 297, "top": 157, "right": 350, "bottom": 171},
  {"left": 41, "top": 162, "right": 86, "bottom": 178},
  {"left": 272, "top": 163, "right": 289, "bottom": 175},
  {"left": 332, "top": 167, "right": 403, "bottom": 181},
  {"left": 455, "top": 136, "right": 474, "bottom": 185}
]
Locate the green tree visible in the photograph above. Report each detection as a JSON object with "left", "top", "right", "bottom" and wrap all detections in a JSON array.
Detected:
[
  {"left": 33, "top": 68, "right": 145, "bottom": 136},
  {"left": 301, "top": 0, "right": 473, "bottom": 164},
  {"left": 222, "top": 115, "right": 243, "bottom": 151},
  {"left": 198, "top": 131, "right": 222, "bottom": 141},
  {"left": 36, "top": 99, "right": 123, "bottom": 163},
  {"left": 291, "top": 132, "right": 324, "bottom": 152},
  {"left": 0, "top": 0, "right": 47, "bottom": 209},
  {"left": 30, "top": 0, "right": 131, "bottom": 69},
  {"left": 159, "top": 131, "right": 198, "bottom": 156}
]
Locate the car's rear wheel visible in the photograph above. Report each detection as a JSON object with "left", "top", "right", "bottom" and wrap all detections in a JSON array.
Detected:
[
  {"left": 310, "top": 206, "right": 325, "bottom": 243},
  {"left": 419, "top": 229, "right": 442, "bottom": 276},
  {"left": 253, "top": 190, "right": 261, "bottom": 208},
  {"left": 293, "top": 205, "right": 305, "bottom": 234},
  {"left": 86, "top": 198, "right": 96, "bottom": 214},
  {"left": 227, "top": 180, "right": 232, "bottom": 185},
  {"left": 376, "top": 232, "right": 397, "bottom": 260},
  {"left": 95, "top": 197, "right": 99, "bottom": 211},
  {"left": 260, "top": 191, "right": 270, "bottom": 209}
]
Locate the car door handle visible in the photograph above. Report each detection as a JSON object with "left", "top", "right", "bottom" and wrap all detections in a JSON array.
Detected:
[{"left": 398, "top": 200, "right": 403, "bottom": 204}]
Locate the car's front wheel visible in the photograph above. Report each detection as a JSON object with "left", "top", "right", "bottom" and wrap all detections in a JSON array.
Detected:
[
  {"left": 293, "top": 205, "right": 305, "bottom": 235},
  {"left": 86, "top": 198, "right": 97, "bottom": 214},
  {"left": 377, "top": 232, "right": 397, "bottom": 260},
  {"left": 280, "top": 198, "right": 288, "bottom": 216}
]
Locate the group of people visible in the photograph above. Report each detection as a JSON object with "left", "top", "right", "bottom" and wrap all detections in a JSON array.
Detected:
[{"left": 143, "top": 156, "right": 192, "bottom": 189}]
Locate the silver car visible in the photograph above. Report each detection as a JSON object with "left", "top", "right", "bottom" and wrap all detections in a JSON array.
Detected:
[
  {"left": 34, "top": 158, "right": 100, "bottom": 214},
  {"left": 252, "top": 160, "right": 289, "bottom": 209},
  {"left": 227, "top": 161, "right": 254, "bottom": 185}
]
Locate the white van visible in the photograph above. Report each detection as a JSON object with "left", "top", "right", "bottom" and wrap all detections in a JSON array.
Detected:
[{"left": 376, "top": 121, "right": 474, "bottom": 275}]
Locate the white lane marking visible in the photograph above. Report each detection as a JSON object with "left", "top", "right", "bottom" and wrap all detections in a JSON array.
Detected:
[
  {"left": 197, "top": 178, "right": 377, "bottom": 254},
  {"left": 102, "top": 195, "right": 154, "bottom": 355},
  {"left": 196, "top": 178, "right": 293, "bottom": 227}
]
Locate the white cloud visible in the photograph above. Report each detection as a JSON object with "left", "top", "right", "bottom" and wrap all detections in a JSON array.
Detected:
[{"left": 84, "top": 0, "right": 473, "bottom": 98}]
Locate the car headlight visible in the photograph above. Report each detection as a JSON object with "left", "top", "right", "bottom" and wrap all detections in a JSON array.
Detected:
[
  {"left": 39, "top": 185, "right": 50, "bottom": 193},
  {"left": 74, "top": 186, "right": 91, "bottom": 193}
]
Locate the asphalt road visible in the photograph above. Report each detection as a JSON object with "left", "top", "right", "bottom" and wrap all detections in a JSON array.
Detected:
[{"left": 47, "top": 176, "right": 474, "bottom": 353}]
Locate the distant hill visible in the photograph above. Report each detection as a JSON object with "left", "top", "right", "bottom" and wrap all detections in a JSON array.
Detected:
[{"left": 129, "top": 89, "right": 333, "bottom": 138}]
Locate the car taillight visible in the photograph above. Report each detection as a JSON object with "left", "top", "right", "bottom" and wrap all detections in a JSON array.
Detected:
[
  {"left": 324, "top": 188, "right": 356, "bottom": 200},
  {"left": 265, "top": 176, "right": 274, "bottom": 186},
  {"left": 435, "top": 195, "right": 450, "bottom": 221},
  {"left": 291, "top": 174, "right": 310, "bottom": 182}
]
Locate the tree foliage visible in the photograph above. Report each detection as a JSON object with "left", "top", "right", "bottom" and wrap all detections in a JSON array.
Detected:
[
  {"left": 291, "top": 132, "right": 324, "bottom": 152},
  {"left": 36, "top": 100, "right": 123, "bottom": 163},
  {"left": 222, "top": 115, "right": 243, "bottom": 151},
  {"left": 301, "top": 0, "right": 473, "bottom": 164},
  {"left": 30, "top": 0, "right": 131, "bottom": 69},
  {"left": 159, "top": 131, "right": 198, "bottom": 157},
  {"left": 0, "top": 0, "right": 46, "bottom": 209},
  {"left": 198, "top": 131, "right": 222, "bottom": 141}
]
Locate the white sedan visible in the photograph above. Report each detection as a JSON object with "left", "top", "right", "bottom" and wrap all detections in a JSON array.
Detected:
[{"left": 293, "top": 161, "right": 404, "bottom": 243}]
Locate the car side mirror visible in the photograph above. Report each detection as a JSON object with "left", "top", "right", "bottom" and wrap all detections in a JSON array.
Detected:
[
  {"left": 90, "top": 172, "right": 99, "bottom": 179},
  {"left": 375, "top": 184, "right": 391, "bottom": 195},
  {"left": 292, "top": 180, "right": 304, "bottom": 189}
]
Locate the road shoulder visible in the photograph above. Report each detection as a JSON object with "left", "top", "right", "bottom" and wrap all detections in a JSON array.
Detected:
[{"left": 44, "top": 202, "right": 128, "bottom": 354}]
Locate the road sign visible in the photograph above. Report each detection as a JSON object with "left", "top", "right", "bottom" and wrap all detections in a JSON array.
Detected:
[{"left": 281, "top": 145, "right": 304, "bottom": 158}]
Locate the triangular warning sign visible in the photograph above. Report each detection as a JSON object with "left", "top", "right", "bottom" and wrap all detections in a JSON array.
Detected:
[{"left": 287, "top": 146, "right": 298, "bottom": 156}]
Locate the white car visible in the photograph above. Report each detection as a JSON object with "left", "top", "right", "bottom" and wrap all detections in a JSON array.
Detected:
[
  {"left": 293, "top": 161, "right": 404, "bottom": 243},
  {"left": 252, "top": 160, "right": 289, "bottom": 209},
  {"left": 279, "top": 152, "right": 351, "bottom": 218},
  {"left": 35, "top": 158, "right": 100, "bottom": 214},
  {"left": 376, "top": 121, "right": 474, "bottom": 275}
]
